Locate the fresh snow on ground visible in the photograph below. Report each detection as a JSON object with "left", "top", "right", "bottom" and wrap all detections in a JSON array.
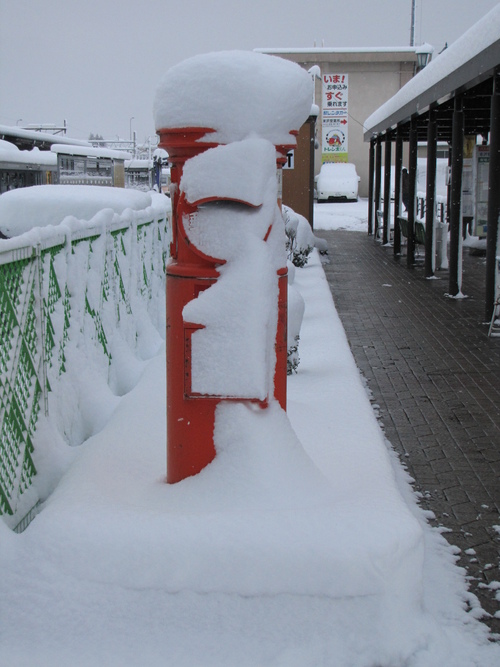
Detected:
[
  {"left": 1, "top": 199, "right": 499, "bottom": 666},
  {"left": 314, "top": 197, "right": 369, "bottom": 231}
]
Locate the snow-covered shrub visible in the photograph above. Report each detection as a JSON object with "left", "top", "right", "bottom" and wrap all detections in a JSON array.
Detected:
[
  {"left": 283, "top": 205, "right": 314, "bottom": 267},
  {"left": 287, "top": 260, "right": 305, "bottom": 374},
  {"left": 282, "top": 204, "right": 328, "bottom": 267}
]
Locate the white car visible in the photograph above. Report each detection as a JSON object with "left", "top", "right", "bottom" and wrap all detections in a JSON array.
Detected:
[{"left": 315, "top": 162, "right": 360, "bottom": 202}]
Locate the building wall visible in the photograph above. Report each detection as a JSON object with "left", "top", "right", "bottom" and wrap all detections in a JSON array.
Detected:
[
  {"left": 282, "top": 116, "right": 315, "bottom": 224},
  {"left": 260, "top": 50, "right": 417, "bottom": 198}
]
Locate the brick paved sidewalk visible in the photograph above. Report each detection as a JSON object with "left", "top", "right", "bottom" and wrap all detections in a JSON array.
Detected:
[{"left": 316, "top": 229, "right": 500, "bottom": 636}]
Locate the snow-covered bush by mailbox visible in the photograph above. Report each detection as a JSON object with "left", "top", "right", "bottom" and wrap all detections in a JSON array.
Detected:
[
  {"left": 282, "top": 204, "right": 317, "bottom": 268},
  {"left": 154, "top": 50, "right": 312, "bottom": 482}
]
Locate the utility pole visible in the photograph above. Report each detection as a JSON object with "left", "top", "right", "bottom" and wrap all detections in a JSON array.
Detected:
[{"left": 410, "top": 0, "right": 416, "bottom": 46}]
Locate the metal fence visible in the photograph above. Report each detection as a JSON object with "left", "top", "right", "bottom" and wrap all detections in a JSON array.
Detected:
[{"left": 0, "top": 209, "right": 171, "bottom": 530}]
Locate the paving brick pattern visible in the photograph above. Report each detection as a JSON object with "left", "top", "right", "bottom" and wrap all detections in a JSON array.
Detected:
[{"left": 316, "top": 229, "right": 500, "bottom": 636}]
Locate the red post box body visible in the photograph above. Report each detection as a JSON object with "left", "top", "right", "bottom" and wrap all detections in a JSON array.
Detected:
[
  {"left": 159, "top": 127, "right": 296, "bottom": 483},
  {"left": 153, "top": 51, "right": 313, "bottom": 484},
  {"left": 274, "top": 136, "right": 298, "bottom": 411},
  {"left": 161, "top": 128, "right": 220, "bottom": 483}
]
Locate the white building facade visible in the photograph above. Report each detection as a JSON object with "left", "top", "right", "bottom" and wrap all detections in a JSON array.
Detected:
[{"left": 257, "top": 48, "right": 422, "bottom": 197}]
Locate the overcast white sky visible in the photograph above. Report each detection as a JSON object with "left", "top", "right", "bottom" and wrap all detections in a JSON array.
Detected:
[{"left": 1, "top": 0, "right": 498, "bottom": 144}]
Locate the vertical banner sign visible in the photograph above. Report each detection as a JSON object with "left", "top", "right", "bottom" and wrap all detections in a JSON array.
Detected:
[
  {"left": 322, "top": 74, "right": 348, "bottom": 163},
  {"left": 474, "top": 145, "right": 489, "bottom": 238}
]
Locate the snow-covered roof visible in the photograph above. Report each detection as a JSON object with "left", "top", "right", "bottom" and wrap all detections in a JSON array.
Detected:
[
  {"left": 125, "top": 159, "right": 154, "bottom": 169},
  {"left": 364, "top": 5, "right": 500, "bottom": 138},
  {"left": 256, "top": 46, "right": 421, "bottom": 55},
  {"left": 0, "top": 145, "right": 57, "bottom": 166},
  {"left": 51, "top": 144, "right": 132, "bottom": 160},
  {"left": 0, "top": 124, "right": 90, "bottom": 148}
]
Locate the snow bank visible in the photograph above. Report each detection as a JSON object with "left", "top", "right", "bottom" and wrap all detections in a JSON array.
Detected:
[
  {"left": 0, "top": 185, "right": 155, "bottom": 237},
  {"left": 1, "top": 248, "right": 424, "bottom": 606},
  {"left": 1, "top": 227, "right": 499, "bottom": 664},
  {"left": 12, "top": 384, "right": 423, "bottom": 603},
  {"left": 154, "top": 50, "right": 312, "bottom": 145}
]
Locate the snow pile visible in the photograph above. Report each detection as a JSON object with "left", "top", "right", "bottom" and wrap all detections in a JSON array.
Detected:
[
  {"left": 154, "top": 50, "right": 312, "bottom": 145},
  {"left": 0, "top": 185, "right": 156, "bottom": 237},
  {"left": 181, "top": 137, "right": 275, "bottom": 207},
  {"left": 1, "top": 238, "right": 498, "bottom": 664},
  {"left": 181, "top": 137, "right": 284, "bottom": 399}
]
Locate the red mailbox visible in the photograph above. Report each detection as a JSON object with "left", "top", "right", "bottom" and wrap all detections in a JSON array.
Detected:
[
  {"left": 159, "top": 127, "right": 295, "bottom": 484},
  {"left": 154, "top": 51, "right": 313, "bottom": 485},
  {"left": 159, "top": 127, "right": 220, "bottom": 483},
  {"left": 274, "top": 135, "right": 298, "bottom": 411}
]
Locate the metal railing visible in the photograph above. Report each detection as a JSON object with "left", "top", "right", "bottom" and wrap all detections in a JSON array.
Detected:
[{"left": 0, "top": 208, "right": 171, "bottom": 530}]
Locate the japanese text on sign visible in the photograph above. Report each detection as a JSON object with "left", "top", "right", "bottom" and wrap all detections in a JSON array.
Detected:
[{"left": 322, "top": 73, "right": 348, "bottom": 162}]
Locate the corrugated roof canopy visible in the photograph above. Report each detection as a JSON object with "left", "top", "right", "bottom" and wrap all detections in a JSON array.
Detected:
[
  {"left": 0, "top": 125, "right": 90, "bottom": 151},
  {"left": 364, "top": 6, "right": 500, "bottom": 142}
]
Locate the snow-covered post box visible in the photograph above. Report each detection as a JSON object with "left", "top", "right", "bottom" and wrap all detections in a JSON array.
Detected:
[{"left": 154, "top": 51, "right": 311, "bottom": 483}]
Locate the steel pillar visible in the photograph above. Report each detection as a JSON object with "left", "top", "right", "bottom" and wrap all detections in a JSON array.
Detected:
[
  {"left": 449, "top": 97, "right": 464, "bottom": 297},
  {"left": 393, "top": 129, "right": 403, "bottom": 256},
  {"left": 485, "top": 68, "right": 500, "bottom": 321},
  {"left": 374, "top": 137, "right": 382, "bottom": 239},
  {"left": 407, "top": 117, "right": 418, "bottom": 267},
  {"left": 368, "top": 138, "right": 375, "bottom": 235},
  {"left": 383, "top": 137, "right": 392, "bottom": 245},
  {"left": 425, "top": 108, "right": 437, "bottom": 278}
]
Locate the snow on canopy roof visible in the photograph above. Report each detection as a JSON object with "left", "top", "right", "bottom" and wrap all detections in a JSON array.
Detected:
[
  {"left": 0, "top": 139, "right": 19, "bottom": 152},
  {"left": 256, "top": 46, "right": 420, "bottom": 55},
  {"left": 125, "top": 159, "right": 154, "bottom": 168},
  {"left": 153, "top": 50, "right": 312, "bottom": 145},
  {"left": 0, "top": 124, "right": 90, "bottom": 147},
  {"left": 0, "top": 145, "right": 57, "bottom": 166},
  {"left": 364, "top": 5, "right": 500, "bottom": 138},
  {"left": 51, "top": 144, "right": 132, "bottom": 160}
]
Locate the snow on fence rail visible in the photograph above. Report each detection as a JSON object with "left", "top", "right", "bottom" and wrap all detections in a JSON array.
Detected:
[{"left": 0, "top": 200, "right": 171, "bottom": 530}]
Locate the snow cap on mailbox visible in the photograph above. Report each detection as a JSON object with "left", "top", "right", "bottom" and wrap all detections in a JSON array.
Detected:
[{"left": 153, "top": 50, "right": 312, "bottom": 145}]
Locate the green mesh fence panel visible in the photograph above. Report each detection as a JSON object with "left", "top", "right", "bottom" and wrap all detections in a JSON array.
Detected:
[
  {"left": 58, "top": 286, "right": 71, "bottom": 375},
  {"left": 111, "top": 229, "right": 132, "bottom": 317},
  {"left": 84, "top": 294, "right": 110, "bottom": 360},
  {"left": 0, "top": 255, "right": 39, "bottom": 518},
  {"left": 0, "top": 211, "right": 171, "bottom": 528}
]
